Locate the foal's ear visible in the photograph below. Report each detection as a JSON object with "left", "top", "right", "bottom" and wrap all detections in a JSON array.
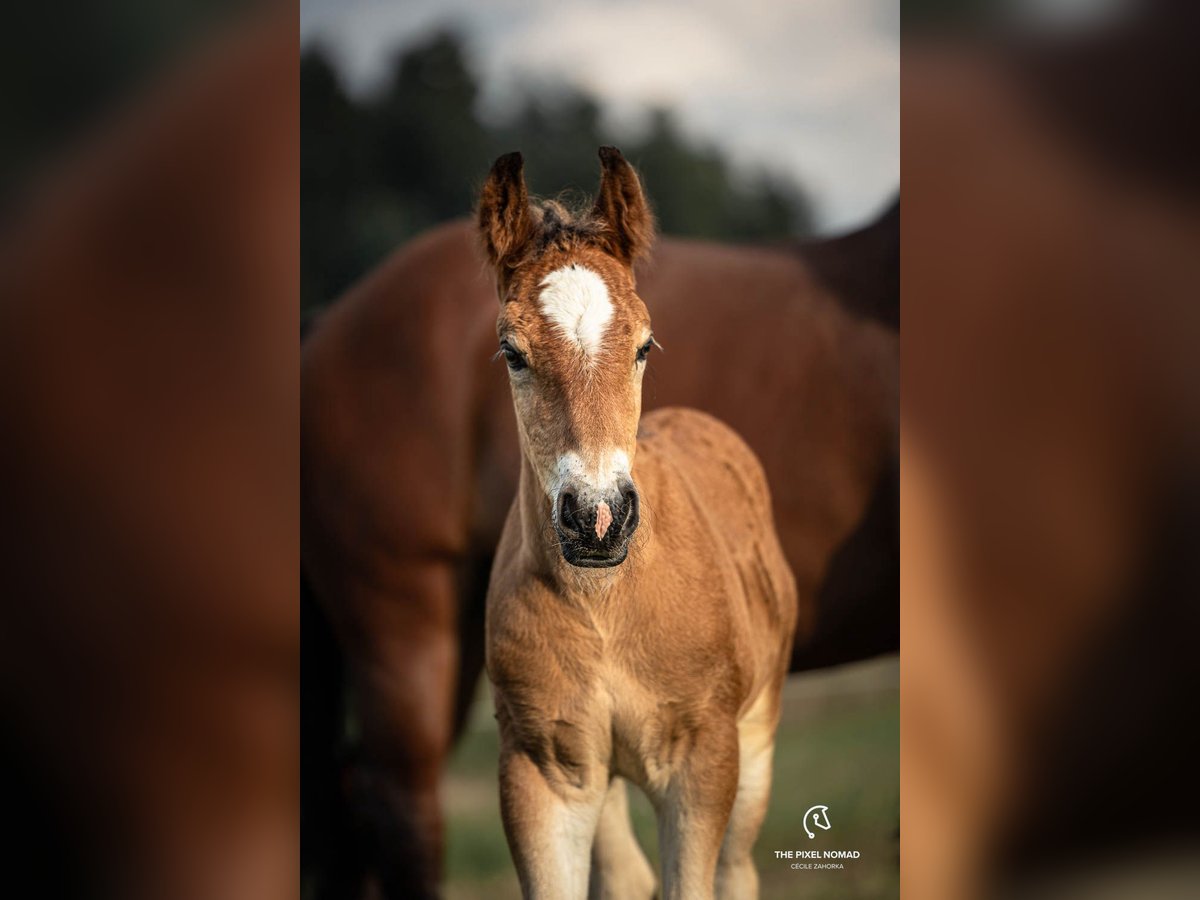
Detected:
[
  {"left": 478, "top": 151, "right": 536, "bottom": 272},
  {"left": 591, "top": 146, "right": 655, "bottom": 265}
]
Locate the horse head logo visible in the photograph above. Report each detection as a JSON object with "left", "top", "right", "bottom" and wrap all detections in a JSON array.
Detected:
[{"left": 803, "top": 804, "right": 831, "bottom": 839}]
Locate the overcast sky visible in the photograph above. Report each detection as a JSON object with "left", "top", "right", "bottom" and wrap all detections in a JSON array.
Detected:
[{"left": 300, "top": 0, "right": 898, "bottom": 233}]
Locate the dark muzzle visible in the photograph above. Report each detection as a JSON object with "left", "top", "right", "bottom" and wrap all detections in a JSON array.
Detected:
[{"left": 555, "top": 479, "right": 640, "bottom": 567}]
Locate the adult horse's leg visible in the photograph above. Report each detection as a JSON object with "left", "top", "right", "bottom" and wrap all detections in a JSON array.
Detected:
[
  {"left": 448, "top": 551, "right": 494, "bottom": 742},
  {"left": 790, "top": 456, "right": 899, "bottom": 671},
  {"left": 329, "top": 560, "right": 460, "bottom": 900}
]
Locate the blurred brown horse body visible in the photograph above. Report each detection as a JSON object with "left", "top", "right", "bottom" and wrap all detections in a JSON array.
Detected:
[
  {"left": 0, "top": 11, "right": 298, "bottom": 900},
  {"left": 902, "top": 14, "right": 1200, "bottom": 896},
  {"left": 301, "top": 201, "right": 898, "bottom": 896}
]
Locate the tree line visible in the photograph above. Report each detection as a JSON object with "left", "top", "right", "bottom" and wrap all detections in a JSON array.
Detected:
[{"left": 302, "top": 31, "right": 814, "bottom": 311}]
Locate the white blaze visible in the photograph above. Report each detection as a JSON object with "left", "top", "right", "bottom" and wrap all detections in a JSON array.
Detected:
[{"left": 537, "top": 264, "right": 612, "bottom": 359}]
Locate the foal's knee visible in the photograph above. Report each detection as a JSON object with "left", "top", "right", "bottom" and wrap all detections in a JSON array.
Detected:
[{"left": 499, "top": 749, "right": 610, "bottom": 899}]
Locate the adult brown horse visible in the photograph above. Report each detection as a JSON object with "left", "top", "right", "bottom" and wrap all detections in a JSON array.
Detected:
[
  {"left": 301, "top": 183, "right": 897, "bottom": 896},
  {"left": 902, "top": 9, "right": 1200, "bottom": 895},
  {"left": 0, "top": 9, "right": 297, "bottom": 900}
]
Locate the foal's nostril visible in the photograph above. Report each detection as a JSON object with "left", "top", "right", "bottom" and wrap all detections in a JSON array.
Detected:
[
  {"left": 558, "top": 490, "right": 581, "bottom": 535},
  {"left": 618, "top": 484, "right": 640, "bottom": 537}
]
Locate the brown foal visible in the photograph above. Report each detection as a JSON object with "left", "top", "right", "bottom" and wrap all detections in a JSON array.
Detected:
[{"left": 480, "top": 148, "right": 798, "bottom": 900}]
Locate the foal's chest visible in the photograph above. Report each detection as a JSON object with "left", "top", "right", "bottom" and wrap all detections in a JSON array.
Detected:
[
  {"left": 490, "top": 561, "right": 749, "bottom": 791},
  {"left": 600, "top": 657, "right": 726, "bottom": 791}
]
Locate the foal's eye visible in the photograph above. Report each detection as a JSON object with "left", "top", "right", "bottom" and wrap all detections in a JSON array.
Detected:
[
  {"left": 636, "top": 337, "right": 655, "bottom": 363},
  {"left": 499, "top": 341, "right": 527, "bottom": 371}
]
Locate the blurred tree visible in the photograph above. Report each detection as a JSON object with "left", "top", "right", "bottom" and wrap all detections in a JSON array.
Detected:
[
  {"left": 302, "top": 47, "right": 372, "bottom": 312},
  {"left": 370, "top": 33, "right": 490, "bottom": 224},
  {"left": 302, "top": 31, "right": 815, "bottom": 311},
  {"left": 494, "top": 90, "right": 609, "bottom": 200},
  {"left": 1, "top": 0, "right": 248, "bottom": 220}
]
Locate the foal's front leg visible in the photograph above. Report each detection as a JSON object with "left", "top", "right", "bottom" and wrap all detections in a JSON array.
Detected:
[
  {"left": 655, "top": 723, "right": 741, "bottom": 900},
  {"left": 589, "top": 776, "right": 656, "bottom": 900},
  {"left": 499, "top": 748, "right": 608, "bottom": 900},
  {"left": 715, "top": 711, "right": 778, "bottom": 900}
]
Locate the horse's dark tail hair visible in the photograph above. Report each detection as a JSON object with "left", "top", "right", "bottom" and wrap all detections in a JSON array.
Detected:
[
  {"left": 301, "top": 570, "right": 360, "bottom": 897},
  {"left": 301, "top": 308, "right": 322, "bottom": 342},
  {"left": 799, "top": 194, "right": 899, "bottom": 331}
]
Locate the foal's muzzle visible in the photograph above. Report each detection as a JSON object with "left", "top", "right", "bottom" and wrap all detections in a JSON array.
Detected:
[{"left": 555, "top": 479, "right": 640, "bottom": 568}]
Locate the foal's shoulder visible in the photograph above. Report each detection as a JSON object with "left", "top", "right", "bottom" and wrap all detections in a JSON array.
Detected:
[
  {"left": 636, "top": 407, "right": 771, "bottom": 511},
  {"left": 638, "top": 406, "right": 762, "bottom": 462}
]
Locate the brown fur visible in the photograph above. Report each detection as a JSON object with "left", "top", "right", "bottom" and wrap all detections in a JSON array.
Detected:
[
  {"left": 0, "top": 11, "right": 297, "bottom": 900},
  {"left": 479, "top": 149, "right": 797, "bottom": 900},
  {"left": 903, "top": 26, "right": 1200, "bottom": 894},
  {"left": 301, "top": 182, "right": 896, "bottom": 897}
]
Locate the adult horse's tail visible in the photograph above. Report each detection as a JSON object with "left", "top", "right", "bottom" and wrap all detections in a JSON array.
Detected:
[
  {"left": 300, "top": 569, "right": 355, "bottom": 898},
  {"left": 301, "top": 310, "right": 360, "bottom": 898},
  {"left": 790, "top": 197, "right": 900, "bottom": 670},
  {"left": 801, "top": 195, "right": 900, "bottom": 330}
]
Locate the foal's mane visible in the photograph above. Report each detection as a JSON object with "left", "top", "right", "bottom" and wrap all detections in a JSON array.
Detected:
[
  {"left": 524, "top": 194, "right": 607, "bottom": 257},
  {"left": 477, "top": 147, "right": 656, "bottom": 276}
]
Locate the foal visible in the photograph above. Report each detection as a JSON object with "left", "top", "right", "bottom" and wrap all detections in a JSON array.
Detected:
[{"left": 481, "top": 148, "right": 797, "bottom": 900}]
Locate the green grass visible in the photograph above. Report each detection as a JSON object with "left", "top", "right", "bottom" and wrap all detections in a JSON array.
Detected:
[{"left": 444, "top": 657, "right": 899, "bottom": 899}]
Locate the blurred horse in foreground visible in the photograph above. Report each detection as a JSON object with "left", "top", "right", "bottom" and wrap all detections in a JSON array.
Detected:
[
  {"left": 0, "top": 10, "right": 297, "bottom": 899},
  {"left": 903, "top": 7, "right": 1200, "bottom": 897},
  {"left": 301, "top": 175, "right": 898, "bottom": 893}
]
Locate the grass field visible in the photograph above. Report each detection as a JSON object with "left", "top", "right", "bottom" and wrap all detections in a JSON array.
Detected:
[{"left": 443, "top": 657, "right": 899, "bottom": 900}]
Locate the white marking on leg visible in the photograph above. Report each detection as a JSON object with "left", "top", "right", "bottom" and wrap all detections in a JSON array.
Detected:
[
  {"left": 538, "top": 265, "right": 612, "bottom": 360},
  {"left": 543, "top": 794, "right": 602, "bottom": 898}
]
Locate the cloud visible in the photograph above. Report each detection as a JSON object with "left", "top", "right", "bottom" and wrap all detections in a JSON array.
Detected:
[{"left": 301, "top": 0, "right": 898, "bottom": 231}]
